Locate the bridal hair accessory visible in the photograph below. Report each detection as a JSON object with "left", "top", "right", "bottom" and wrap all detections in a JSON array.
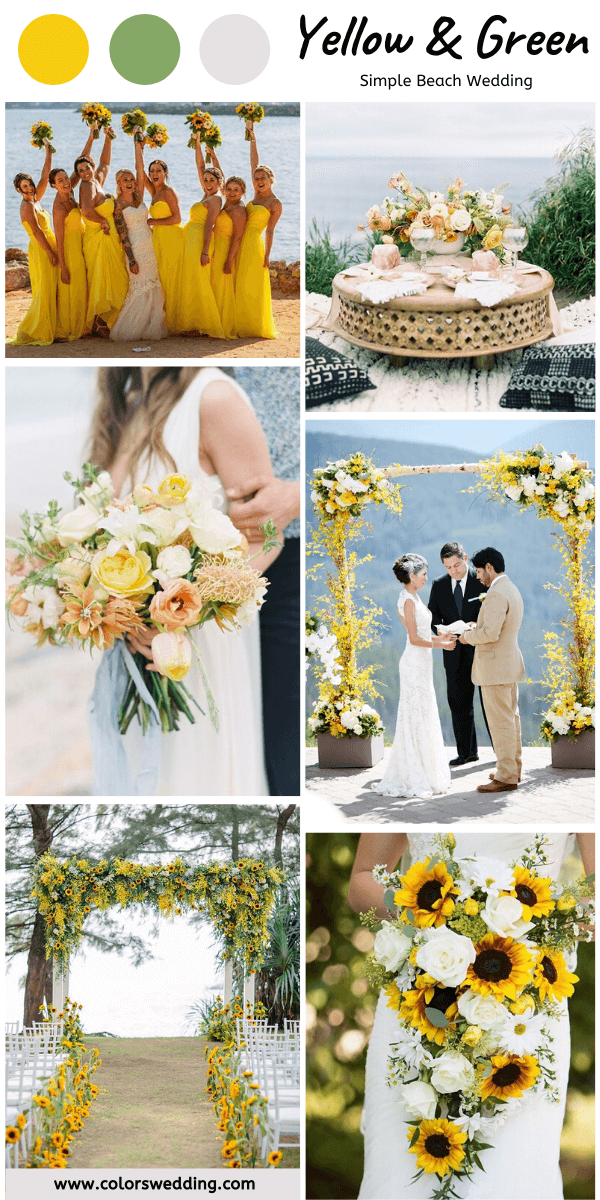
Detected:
[{"left": 360, "top": 835, "right": 594, "bottom": 1200}]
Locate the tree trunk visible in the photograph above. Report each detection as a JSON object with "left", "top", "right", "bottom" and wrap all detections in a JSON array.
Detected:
[
  {"left": 231, "top": 807, "right": 239, "bottom": 860},
  {"left": 274, "top": 805, "right": 296, "bottom": 868},
  {"left": 23, "top": 805, "right": 54, "bottom": 1025}
]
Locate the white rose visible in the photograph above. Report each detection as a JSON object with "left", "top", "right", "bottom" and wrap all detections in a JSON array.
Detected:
[
  {"left": 553, "top": 499, "right": 570, "bottom": 519},
  {"left": 154, "top": 545, "right": 193, "bottom": 585},
  {"left": 415, "top": 927, "right": 476, "bottom": 988},
  {"left": 397, "top": 1080, "right": 437, "bottom": 1120},
  {"left": 552, "top": 452, "right": 575, "bottom": 478},
  {"left": 373, "top": 923, "right": 412, "bottom": 972},
  {"left": 574, "top": 481, "right": 595, "bottom": 506},
  {"left": 56, "top": 504, "right": 100, "bottom": 546},
  {"left": 430, "top": 1051, "right": 475, "bottom": 1095},
  {"left": 505, "top": 484, "right": 523, "bottom": 502},
  {"left": 429, "top": 203, "right": 449, "bottom": 219},
  {"left": 456, "top": 989, "right": 507, "bottom": 1031},
  {"left": 450, "top": 207, "right": 471, "bottom": 232},
  {"left": 520, "top": 474, "right": 538, "bottom": 497},
  {"left": 186, "top": 501, "right": 241, "bottom": 554},
  {"left": 140, "top": 504, "right": 189, "bottom": 547},
  {"left": 481, "top": 894, "right": 534, "bottom": 939}
]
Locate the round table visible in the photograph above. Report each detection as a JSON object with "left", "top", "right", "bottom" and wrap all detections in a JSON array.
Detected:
[{"left": 328, "top": 261, "right": 556, "bottom": 370}]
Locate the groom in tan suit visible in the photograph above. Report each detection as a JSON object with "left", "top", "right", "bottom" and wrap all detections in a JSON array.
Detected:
[{"left": 459, "top": 547, "right": 526, "bottom": 793}]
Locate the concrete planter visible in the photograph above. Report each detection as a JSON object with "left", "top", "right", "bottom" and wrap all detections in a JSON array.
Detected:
[
  {"left": 551, "top": 729, "right": 595, "bottom": 770},
  {"left": 317, "top": 732, "right": 384, "bottom": 769}
]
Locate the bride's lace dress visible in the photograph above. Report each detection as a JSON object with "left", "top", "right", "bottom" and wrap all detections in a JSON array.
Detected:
[
  {"left": 372, "top": 590, "right": 450, "bottom": 798},
  {"left": 110, "top": 203, "right": 167, "bottom": 341},
  {"left": 359, "top": 832, "right": 575, "bottom": 1200},
  {"left": 119, "top": 368, "right": 268, "bottom": 796}
]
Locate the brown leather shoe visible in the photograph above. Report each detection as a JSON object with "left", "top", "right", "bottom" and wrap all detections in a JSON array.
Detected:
[
  {"left": 477, "top": 780, "right": 518, "bottom": 792},
  {"left": 489, "top": 772, "right": 522, "bottom": 783}
]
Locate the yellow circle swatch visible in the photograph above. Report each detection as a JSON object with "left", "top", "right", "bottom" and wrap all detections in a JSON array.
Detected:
[{"left": 19, "top": 15, "right": 89, "bottom": 84}]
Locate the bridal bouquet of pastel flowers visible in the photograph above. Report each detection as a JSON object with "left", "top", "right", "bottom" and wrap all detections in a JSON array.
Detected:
[
  {"left": 30, "top": 121, "right": 56, "bottom": 153},
  {"left": 6, "top": 464, "right": 274, "bottom": 736},
  {"left": 79, "top": 103, "right": 115, "bottom": 138},
  {"left": 359, "top": 174, "right": 512, "bottom": 259},
  {"left": 361, "top": 835, "right": 594, "bottom": 1200}
]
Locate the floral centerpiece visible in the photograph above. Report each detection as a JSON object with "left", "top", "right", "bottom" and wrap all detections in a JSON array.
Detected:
[
  {"left": 7, "top": 464, "right": 275, "bottom": 736},
  {"left": 30, "top": 121, "right": 55, "bottom": 153},
  {"left": 360, "top": 174, "right": 512, "bottom": 260},
  {"left": 361, "top": 835, "right": 594, "bottom": 1200},
  {"left": 121, "top": 109, "right": 147, "bottom": 141},
  {"left": 144, "top": 123, "right": 169, "bottom": 150},
  {"left": 79, "top": 103, "right": 114, "bottom": 138},
  {"left": 236, "top": 102, "right": 265, "bottom": 140}
]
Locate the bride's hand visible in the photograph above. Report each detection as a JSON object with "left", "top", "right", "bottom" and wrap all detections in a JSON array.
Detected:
[
  {"left": 126, "top": 626, "right": 161, "bottom": 670},
  {"left": 433, "top": 634, "right": 456, "bottom": 649}
]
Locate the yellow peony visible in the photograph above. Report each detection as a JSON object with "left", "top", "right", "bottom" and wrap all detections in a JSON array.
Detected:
[{"left": 91, "top": 549, "right": 154, "bottom": 598}]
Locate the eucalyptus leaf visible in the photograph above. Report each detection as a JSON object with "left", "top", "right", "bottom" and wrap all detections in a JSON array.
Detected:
[
  {"left": 481, "top": 1061, "right": 493, "bottom": 1079},
  {"left": 425, "top": 1006, "right": 448, "bottom": 1028},
  {"left": 384, "top": 888, "right": 396, "bottom": 910},
  {"left": 405, "top": 908, "right": 415, "bottom": 924}
]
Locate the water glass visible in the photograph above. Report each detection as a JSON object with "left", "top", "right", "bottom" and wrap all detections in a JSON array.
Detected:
[
  {"left": 503, "top": 226, "right": 529, "bottom": 270},
  {"left": 409, "top": 227, "right": 436, "bottom": 272}
]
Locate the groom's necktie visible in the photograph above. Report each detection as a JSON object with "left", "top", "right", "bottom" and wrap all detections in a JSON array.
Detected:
[{"left": 454, "top": 579, "right": 465, "bottom": 619}]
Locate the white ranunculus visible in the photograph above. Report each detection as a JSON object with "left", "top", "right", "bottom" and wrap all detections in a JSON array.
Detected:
[
  {"left": 140, "top": 504, "right": 189, "bottom": 548},
  {"left": 56, "top": 504, "right": 101, "bottom": 546},
  {"left": 505, "top": 484, "right": 523, "bottom": 502},
  {"left": 373, "top": 923, "right": 412, "bottom": 972},
  {"left": 154, "top": 545, "right": 193, "bottom": 586},
  {"left": 481, "top": 893, "right": 535, "bottom": 939},
  {"left": 456, "top": 988, "right": 507, "bottom": 1030},
  {"left": 415, "top": 926, "right": 476, "bottom": 987},
  {"left": 552, "top": 452, "right": 575, "bottom": 478},
  {"left": 450, "top": 207, "right": 472, "bottom": 232},
  {"left": 459, "top": 856, "right": 513, "bottom": 896},
  {"left": 397, "top": 1080, "right": 437, "bottom": 1120},
  {"left": 430, "top": 1051, "right": 475, "bottom": 1095}
]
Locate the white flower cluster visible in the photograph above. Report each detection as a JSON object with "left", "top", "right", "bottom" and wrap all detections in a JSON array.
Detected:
[
  {"left": 305, "top": 623, "right": 342, "bottom": 684},
  {"left": 308, "top": 700, "right": 382, "bottom": 736},
  {"left": 544, "top": 702, "right": 595, "bottom": 737},
  {"left": 504, "top": 451, "right": 595, "bottom": 528}
]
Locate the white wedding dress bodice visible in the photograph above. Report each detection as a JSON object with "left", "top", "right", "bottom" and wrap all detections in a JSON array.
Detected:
[
  {"left": 359, "top": 832, "right": 575, "bottom": 1200},
  {"left": 110, "top": 202, "right": 167, "bottom": 342},
  {"left": 372, "top": 590, "right": 451, "bottom": 799},
  {"left": 121, "top": 368, "right": 268, "bottom": 796}
]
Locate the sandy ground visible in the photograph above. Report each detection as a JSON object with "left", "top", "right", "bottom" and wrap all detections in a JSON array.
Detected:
[{"left": 5, "top": 289, "right": 300, "bottom": 359}]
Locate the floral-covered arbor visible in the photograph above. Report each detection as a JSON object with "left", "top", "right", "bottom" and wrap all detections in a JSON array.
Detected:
[{"left": 32, "top": 852, "right": 284, "bottom": 1008}]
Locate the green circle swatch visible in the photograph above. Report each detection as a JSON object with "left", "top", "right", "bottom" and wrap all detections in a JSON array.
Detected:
[{"left": 110, "top": 15, "right": 180, "bottom": 84}]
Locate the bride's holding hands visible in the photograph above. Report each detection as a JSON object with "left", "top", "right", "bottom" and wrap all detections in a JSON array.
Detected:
[
  {"left": 178, "top": 137, "right": 224, "bottom": 338},
  {"left": 75, "top": 123, "right": 129, "bottom": 334},
  {"left": 235, "top": 126, "right": 282, "bottom": 339},
  {"left": 10, "top": 140, "right": 58, "bottom": 346}
]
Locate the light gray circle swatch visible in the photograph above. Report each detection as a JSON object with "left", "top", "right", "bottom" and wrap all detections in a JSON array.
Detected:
[{"left": 199, "top": 15, "right": 270, "bottom": 83}]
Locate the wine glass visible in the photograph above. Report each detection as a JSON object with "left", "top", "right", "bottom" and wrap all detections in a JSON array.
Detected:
[
  {"left": 409, "top": 227, "right": 435, "bottom": 272},
  {"left": 502, "top": 226, "right": 529, "bottom": 271}
]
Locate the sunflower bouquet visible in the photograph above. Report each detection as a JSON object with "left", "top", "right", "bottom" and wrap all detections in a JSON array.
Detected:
[
  {"left": 30, "top": 121, "right": 56, "bottom": 153},
  {"left": 236, "top": 102, "right": 265, "bottom": 140},
  {"left": 79, "top": 103, "right": 115, "bottom": 138},
  {"left": 360, "top": 175, "right": 512, "bottom": 260},
  {"left": 144, "top": 123, "right": 169, "bottom": 150},
  {"left": 6, "top": 463, "right": 275, "bottom": 736},
  {"left": 361, "top": 835, "right": 594, "bottom": 1200},
  {"left": 121, "top": 109, "right": 147, "bottom": 141},
  {"left": 185, "top": 108, "right": 215, "bottom": 149}
]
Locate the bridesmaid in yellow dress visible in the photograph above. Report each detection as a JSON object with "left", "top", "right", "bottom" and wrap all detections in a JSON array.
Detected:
[
  {"left": 50, "top": 166, "right": 88, "bottom": 342},
  {"left": 75, "top": 124, "right": 128, "bottom": 335},
  {"left": 200, "top": 142, "right": 247, "bottom": 339},
  {"left": 234, "top": 127, "right": 282, "bottom": 339},
  {"left": 9, "top": 141, "right": 59, "bottom": 346},
  {"left": 142, "top": 145, "right": 184, "bottom": 332},
  {"left": 179, "top": 137, "right": 224, "bottom": 338}
]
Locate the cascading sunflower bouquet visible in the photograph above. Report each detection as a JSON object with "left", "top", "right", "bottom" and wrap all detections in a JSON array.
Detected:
[
  {"left": 360, "top": 834, "right": 594, "bottom": 1200},
  {"left": 359, "top": 174, "right": 512, "bottom": 260},
  {"left": 121, "top": 109, "right": 147, "bottom": 141},
  {"left": 144, "top": 123, "right": 169, "bottom": 150},
  {"left": 236, "top": 102, "right": 265, "bottom": 140},
  {"left": 79, "top": 103, "right": 115, "bottom": 138},
  {"left": 6, "top": 464, "right": 276, "bottom": 736},
  {"left": 30, "top": 121, "right": 56, "bottom": 153}
]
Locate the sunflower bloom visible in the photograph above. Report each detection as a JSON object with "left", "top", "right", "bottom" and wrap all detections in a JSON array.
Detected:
[
  {"left": 408, "top": 1118, "right": 467, "bottom": 1177},
  {"left": 533, "top": 949, "right": 579, "bottom": 1002},
  {"left": 466, "top": 934, "right": 533, "bottom": 1000},
  {"left": 396, "top": 974, "right": 458, "bottom": 1045},
  {"left": 508, "top": 867, "right": 555, "bottom": 919},
  {"left": 394, "top": 859, "right": 460, "bottom": 928},
  {"left": 5, "top": 1126, "right": 21, "bottom": 1143},
  {"left": 479, "top": 1054, "right": 540, "bottom": 1100},
  {"left": 268, "top": 1150, "right": 283, "bottom": 1166}
]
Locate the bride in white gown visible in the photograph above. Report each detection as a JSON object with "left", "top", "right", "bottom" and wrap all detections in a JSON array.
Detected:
[
  {"left": 372, "top": 554, "right": 455, "bottom": 799},
  {"left": 349, "top": 831, "right": 594, "bottom": 1200},
  {"left": 88, "top": 366, "right": 274, "bottom": 795},
  {"left": 110, "top": 136, "right": 167, "bottom": 342}
]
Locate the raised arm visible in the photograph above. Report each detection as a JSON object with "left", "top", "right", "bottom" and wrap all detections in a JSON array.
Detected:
[
  {"left": 134, "top": 137, "right": 145, "bottom": 199},
  {"left": 147, "top": 186, "right": 181, "bottom": 226},
  {"left": 69, "top": 127, "right": 96, "bottom": 187},
  {"left": 198, "top": 379, "right": 281, "bottom": 572},
  {"left": 263, "top": 200, "right": 282, "bottom": 268},
  {"left": 21, "top": 201, "right": 58, "bottom": 265},
  {"left": 193, "top": 134, "right": 207, "bottom": 185},
  {"left": 348, "top": 833, "right": 408, "bottom": 917},
  {"left": 206, "top": 145, "right": 224, "bottom": 178},
  {"left": 223, "top": 205, "right": 247, "bottom": 274},
  {"left": 249, "top": 129, "right": 259, "bottom": 176},
  {"left": 52, "top": 200, "right": 69, "bottom": 283},
  {"left": 36, "top": 142, "right": 54, "bottom": 201},
  {"left": 96, "top": 127, "right": 114, "bottom": 187}
]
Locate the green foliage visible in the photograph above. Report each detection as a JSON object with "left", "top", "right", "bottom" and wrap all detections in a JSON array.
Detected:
[
  {"left": 521, "top": 127, "right": 595, "bottom": 298},
  {"left": 192, "top": 995, "right": 267, "bottom": 1043},
  {"left": 256, "top": 886, "right": 300, "bottom": 1023},
  {"left": 305, "top": 220, "right": 365, "bottom": 298}
]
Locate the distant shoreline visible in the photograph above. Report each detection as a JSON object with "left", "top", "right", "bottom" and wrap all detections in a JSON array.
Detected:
[{"left": 6, "top": 102, "right": 300, "bottom": 116}]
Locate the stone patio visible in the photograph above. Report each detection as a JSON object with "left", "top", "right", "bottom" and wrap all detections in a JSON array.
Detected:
[{"left": 304, "top": 746, "right": 595, "bottom": 827}]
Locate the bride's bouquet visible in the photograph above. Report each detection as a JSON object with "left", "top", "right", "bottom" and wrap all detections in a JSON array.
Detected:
[
  {"left": 7, "top": 464, "right": 274, "bottom": 736},
  {"left": 361, "top": 835, "right": 594, "bottom": 1200}
]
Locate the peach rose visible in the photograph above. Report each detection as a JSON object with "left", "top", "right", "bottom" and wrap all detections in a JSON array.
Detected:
[{"left": 150, "top": 578, "right": 203, "bottom": 630}]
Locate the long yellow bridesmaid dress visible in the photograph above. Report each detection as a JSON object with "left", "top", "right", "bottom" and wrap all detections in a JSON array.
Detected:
[
  {"left": 56, "top": 208, "right": 88, "bottom": 342},
  {"left": 82, "top": 197, "right": 129, "bottom": 330},
  {"left": 234, "top": 202, "right": 277, "bottom": 339},
  {"left": 179, "top": 202, "right": 223, "bottom": 338},
  {"left": 9, "top": 211, "right": 58, "bottom": 346},
  {"left": 210, "top": 210, "right": 237, "bottom": 339},
  {"left": 150, "top": 200, "right": 184, "bottom": 332}
]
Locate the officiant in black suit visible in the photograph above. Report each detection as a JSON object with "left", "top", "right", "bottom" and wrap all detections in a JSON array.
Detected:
[{"left": 428, "top": 541, "right": 491, "bottom": 766}]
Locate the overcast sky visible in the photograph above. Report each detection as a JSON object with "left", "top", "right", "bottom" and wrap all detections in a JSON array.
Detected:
[
  {"left": 306, "top": 102, "right": 594, "bottom": 158},
  {"left": 306, "top": 418, "right": 595, "bottom": 459}
]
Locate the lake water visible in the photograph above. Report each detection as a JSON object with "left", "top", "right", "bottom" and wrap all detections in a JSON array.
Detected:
[
  {"left": 6, "top": 107, "right": 300, "bottom": 261},
  {"left": 307, "top": 155, "right": 555, "bottom": 241}
]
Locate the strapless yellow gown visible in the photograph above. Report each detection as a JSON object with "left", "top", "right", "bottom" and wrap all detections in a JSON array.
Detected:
[
  {"left": 179, "top": 202, "right": 224, "bottom": 338},
  {"left": 210, "top": 210, "right": 237, "bottom": 340},
  {"left": 82, "top": 197, "right": 128, "bottom": 330},
  {"left": 150, "top": 200, "right": 184, "bottom": 332},
  {"left": 56, "top": 207, "right": 88, "bottom": 341},
  {"left": 234, "top": 202, "right": 277, "bottom": 339},
  {"left": 9, "top": 211, "right": 58, "bottom": 346}
]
